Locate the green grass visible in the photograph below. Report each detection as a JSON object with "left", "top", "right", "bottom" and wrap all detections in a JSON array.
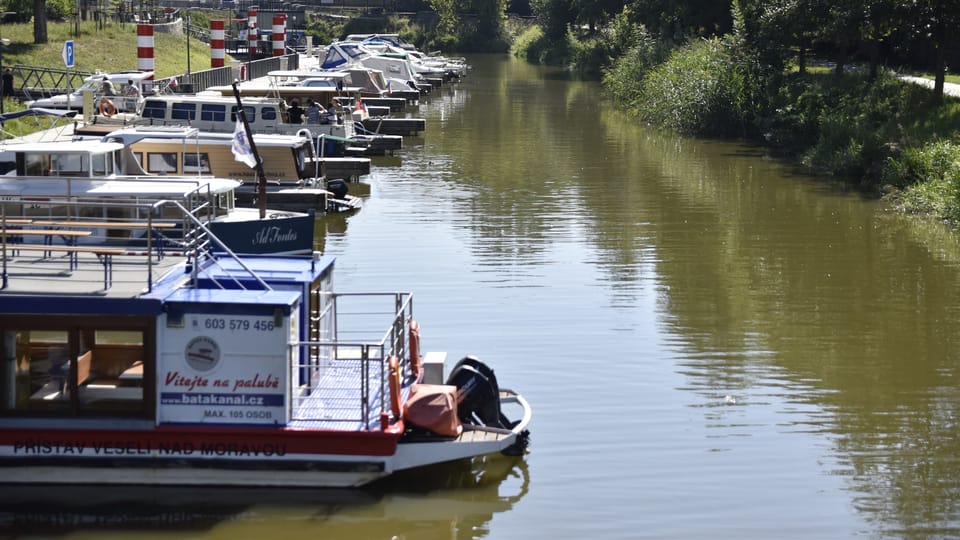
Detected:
[
  {"left": 0, "top": 19, "right": 222, "bottom": 138},
  {"left": 1, "top": 20, "right": 215, "bottom": 78}
]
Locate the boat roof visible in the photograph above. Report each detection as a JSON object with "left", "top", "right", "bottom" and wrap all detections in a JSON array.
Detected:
[
  {"left": 86, "top": 70, "right": 155, "bottom": 83},
  {"left": 102, "top": 126, "right": 310, "bottom": 146},
  {"left": 144, "top": 253, "right": 334, "bottom": 305},
  {"left": 0, "top": 176, "right": 241, "bottom": 197},
  {"left": 205, "top": 84, "right": 364, "bottom": 98},
  {"left": 0, "top": 139, "right": 126, "bottom": 154},
  {"left": 0, "top": 252, "right": 331, "bottom": 312},
  {"left": 143, "top": 94, "right": 283, "bottom": 105},
  {"left": 268, "top": 70, "right": 351, "bottom": 80}
]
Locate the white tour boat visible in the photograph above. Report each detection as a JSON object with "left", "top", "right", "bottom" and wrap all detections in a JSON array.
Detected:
[{"left": 0, "top": 213, "right": 532, "bottom": 487}]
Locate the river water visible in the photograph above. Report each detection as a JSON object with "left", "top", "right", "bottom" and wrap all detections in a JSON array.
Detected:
[{"left": 6, "top": 54, "right": 960, "bottom": 539}]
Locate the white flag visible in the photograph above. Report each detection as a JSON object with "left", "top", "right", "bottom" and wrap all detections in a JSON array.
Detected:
[{"left": 231, "top": 117, "right": 257, "bottom": 168}]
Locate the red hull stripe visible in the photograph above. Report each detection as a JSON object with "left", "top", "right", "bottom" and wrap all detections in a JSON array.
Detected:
[
  {"left": 0, "top": 427, "right": 400, "bottom": 457},
  {"left": 0, "top": 456, "right": 385, "bottom": 474}
]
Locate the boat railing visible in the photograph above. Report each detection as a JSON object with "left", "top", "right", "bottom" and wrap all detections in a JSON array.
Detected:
[
  {"left": 0, "top": 198, "right": 172, "bottom": 290},
  {"left": 0, "top": 195, "right": 270, "bottom": 292},
  {"left": 159, "top": 199, "right": 272, "bottom": 292},
  {"left": 288, "top": 291, "right": 415, "bottom": 430}
]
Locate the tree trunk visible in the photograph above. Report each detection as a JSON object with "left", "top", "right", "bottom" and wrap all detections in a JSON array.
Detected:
[
  {"left": 867, "top": 39, "right": 879, "bottom": 81},
  {"left": 933, "top": 43, "right": 946, "bottom": 101},
  {"left": 833, "top": 32, "right": 848, "bottom": 75},
  {"left": 32, "top": 0, "right": 48, "bottom": 44},
  {"left": 798, "top": 37, "right": 807, "bottom": 75}
]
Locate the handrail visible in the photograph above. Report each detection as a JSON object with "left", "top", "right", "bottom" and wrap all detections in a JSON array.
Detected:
[
  {"left": 0, "top": 196, "right": 274, "bottom": 293},
  {"left": 288, "top": 291, "right": 414, "bottom": 429}
]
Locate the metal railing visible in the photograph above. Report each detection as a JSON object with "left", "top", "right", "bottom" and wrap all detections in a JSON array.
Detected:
[
  {"left": 0, "top": 179, "right": 255, "bottom": 291},
  {"left": 13, "top": 65, "right": 94, "bottom": 101},
  {"left": 289, "top": 291, "right": 414, "bottom": 430}
]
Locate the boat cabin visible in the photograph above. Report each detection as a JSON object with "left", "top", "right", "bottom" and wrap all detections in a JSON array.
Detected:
[
  {"left": 99, "top": 126, "right": 320, "bottom": 185},
  {"left": 133, "top": 95, "right": 351, "bottom": 139}
]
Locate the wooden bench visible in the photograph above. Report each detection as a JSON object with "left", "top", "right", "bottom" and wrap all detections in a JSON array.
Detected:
[
  {"left": 1, "top": 244, "right": 125, "bottom": 289},
  {"left": 76, "top": 350, "right": 92, "bottom": 386},
  {"left": 1, "top": 229, "right": 92, "bottom": 238},
  {"left": 31, "top": 221, "right": 180, "bottom": 260},
  {"left": 32, "top": 220, "right": 178, "bottom": 229}
]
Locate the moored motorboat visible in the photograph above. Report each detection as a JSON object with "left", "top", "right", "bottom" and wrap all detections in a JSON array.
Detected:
[
  {"left": 0, "top": 139, "right": 315, "bottom": 257},
  {"left": 88, "top": 126, "right": 362, "bottom": 213}
]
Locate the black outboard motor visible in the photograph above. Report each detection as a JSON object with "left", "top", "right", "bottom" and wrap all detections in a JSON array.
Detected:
[
  {"left": 326, "top": 178, "right": 349, "bottom": 200},
  {"left": 446, "top": 355, "right": 510, "bottom": 429}
]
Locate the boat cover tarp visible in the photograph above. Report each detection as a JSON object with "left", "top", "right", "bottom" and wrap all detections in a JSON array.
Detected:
[
  {"left": 0, "top": 108, "right": 78, "bottom": 122},
  {"left": 403, "top": 384, "right": 463, "bottom": 437}
]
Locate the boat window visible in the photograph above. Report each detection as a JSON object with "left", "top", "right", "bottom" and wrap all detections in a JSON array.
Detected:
[
  {"left": 91, "top": 151, "right": 113, "bottom": 177},
  {"left": 51, "top": 153, "right": 87, "bottom": 176},
  {"left": 262, "top": 107, "right": 277, "bottom": 120},
  {"left": 230, "top": 105, "right": 255, "bottom": 123},
  {"left": 0, "top": 322, "right": 152, "bottom": 418},
  {"left": 293, "top": 145, "right": 307, "bottom": 175},
  {"left": 171, "top": 103, "right": 197, "bottom": 121},
  {"left": 216, "top": 192, "right": 235, "bottom": 211},
  {"left": 0, "top": 330, "right": 71, "bottom": 414},
  {"left": 200, "top": 104, "right": 227, "bottom": 122},
  {"left": 23, "top": 154, "right": 48, "bottom": 176},
  {"left": 183, "top": 152, "right": 211, "bottom": 173},
  {"left": 147, "top": 153, "right": 178, "bottom": 174},
  {"left": 141, "top": 100, "right": 167, "bottom": 119},
  {"left": 131, "top": 151, "right": 143, "bottom": 167}
]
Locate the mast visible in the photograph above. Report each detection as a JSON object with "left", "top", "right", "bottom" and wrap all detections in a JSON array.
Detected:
[{"left": 230, "top": 80, "right": 268, "bottom": 218}]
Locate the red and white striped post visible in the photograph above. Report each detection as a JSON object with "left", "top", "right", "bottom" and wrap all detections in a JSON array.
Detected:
[
  {"left": 248, "top": 9, "right": 258, "bottom": 58},
  {"left": 136, "top": 24, "right": 155, "bottom": 76},
  {"left": 210, "top": 19, "right": 225, "bottom": 68},
  {"left": 272, "top": 14, "right": 286, "bottom": 57}
]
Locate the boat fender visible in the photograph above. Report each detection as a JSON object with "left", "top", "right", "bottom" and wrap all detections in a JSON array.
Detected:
[
  {"left": 388, "top": 355, "right": 402, "bottom": 420},
  {"left": 99, "top": 99, "right": 117, "bottom": 117},
  {"left": 409, "top": 319, "right": 422, "bottom": 379}
]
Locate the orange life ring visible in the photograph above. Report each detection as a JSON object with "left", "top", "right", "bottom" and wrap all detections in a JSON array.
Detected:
[
  {"left": 99, "top": 98, "right": 117, "bottom": 117},
  {"left": 388, "top": 355, "right": 402, "bottom": 420},
  {"left": 409, "top": 320, "right": 422, "bottom": 379}
]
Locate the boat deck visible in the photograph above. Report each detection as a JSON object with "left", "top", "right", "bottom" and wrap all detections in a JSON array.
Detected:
[
  {"left": 289, "top": 350, "right": 405, "bottom": 432},
  {"left": 0, "top": 249, "right": 187, "bottom": 297}
]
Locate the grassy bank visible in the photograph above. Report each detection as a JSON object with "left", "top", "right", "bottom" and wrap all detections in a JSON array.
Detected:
[
  {"left": 0, "top": 20, "right": 214, "bottom": 138},
  {"left": 1, "top": 20, "right": 212, "bottom": 77},
  {"left": 514, "top": 23, "right": 960, "bottom": 227}
]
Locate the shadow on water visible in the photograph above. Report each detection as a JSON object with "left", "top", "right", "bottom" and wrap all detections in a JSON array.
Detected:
[{"left": 0, "top": 456, "right": 529, "bottom": 538}]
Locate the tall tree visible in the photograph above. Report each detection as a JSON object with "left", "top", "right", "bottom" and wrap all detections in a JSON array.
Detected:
[
  {"left": 905, "top": 0, "right": 960, "bottom": 100},
  {"left": 632, "top": 0, "right": 732, "bottom": 41},
  {"left": 33, "top": 0, "right": 48, "bottom": 44}
]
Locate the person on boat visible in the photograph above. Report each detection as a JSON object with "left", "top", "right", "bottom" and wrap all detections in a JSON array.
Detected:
[
  {"left": 324, "top": 102, "right": 337, "bottom": 124},
  {"left": 100, "top": 81, "right": 117, "bottom": 96},
  {"left": 122, "top": 80, "right": 141, "bottom": 99},
  {"left": 287, "top": 100, "right": 304, "bottom": 124},
  {"left": 306, "top": 100, "right": 323, "bottom": 124}
]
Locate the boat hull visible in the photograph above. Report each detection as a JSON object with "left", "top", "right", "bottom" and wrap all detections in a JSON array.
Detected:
[{"left": 0, "top": 389, "right": 530, "bottom": 488}]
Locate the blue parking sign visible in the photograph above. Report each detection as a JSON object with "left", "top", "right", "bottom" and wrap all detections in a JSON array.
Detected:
[{"left": 62, "top": 40, "right": 75, "bottom": 68}]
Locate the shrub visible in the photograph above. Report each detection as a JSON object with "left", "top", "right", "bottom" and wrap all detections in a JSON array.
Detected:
[
  {"left": 512, "top": 25, "right": 568, "bottom": 65},
  {"left": 601, "top": 27, "right": 668, "bottom": 112},
  {"left": 633, "top": 37, "right": 754, "bottom": 136},
  {"left": 884, "top": 140, "right": 960, "bottom": 223}
]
